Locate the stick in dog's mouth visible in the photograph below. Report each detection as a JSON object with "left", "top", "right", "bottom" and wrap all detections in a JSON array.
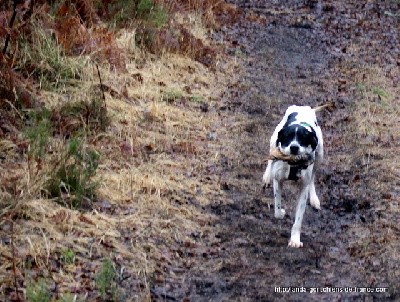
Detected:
[
  {"left": 313, "top": 102, "right": 335, "bottom": 113},
  {"left": 264, "top": 147, "right": 314, "bottom": 166}
]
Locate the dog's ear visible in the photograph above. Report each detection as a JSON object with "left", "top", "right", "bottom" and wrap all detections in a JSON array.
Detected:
[
  {"left": 305, "top": 129, "right": 318, "bottom": 150},
  {"left": 309, "top": 132, "right": 318, "bottom": 150},
  {"left": 277, "top": 127, "right": 290, "bottom": 147}
]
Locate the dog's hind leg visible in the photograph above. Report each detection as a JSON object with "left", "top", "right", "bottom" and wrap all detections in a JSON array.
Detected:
[{"left": 273, "top": 179, "right": 286, "bottom": 219}]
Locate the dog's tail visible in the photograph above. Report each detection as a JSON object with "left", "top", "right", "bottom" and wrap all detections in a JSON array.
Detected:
[{"left": 313, "top": 102, "right": 335, "bottom": 113}]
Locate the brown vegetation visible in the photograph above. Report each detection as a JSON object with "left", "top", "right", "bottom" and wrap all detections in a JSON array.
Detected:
[{"left": 0, "top": 0, "right": 238, "bottom": 300}]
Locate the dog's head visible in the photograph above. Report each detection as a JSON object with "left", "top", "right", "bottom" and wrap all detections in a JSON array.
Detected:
[{"left": 276, "top": 112, "right": 318, "bottom": 156}]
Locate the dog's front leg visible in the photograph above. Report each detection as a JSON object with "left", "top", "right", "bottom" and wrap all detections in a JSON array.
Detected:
[
  {"left": 262, "top": 160, "right": 273, "bottom": 186},
  {"left": 273, "top": 179, "right": 285, "bottom": 218},
  {"left": 288, "top": 184, "right": 309, "bottom": 248},
  {"left": 309, "top": 175, "right": 320, "bottom": 210}
]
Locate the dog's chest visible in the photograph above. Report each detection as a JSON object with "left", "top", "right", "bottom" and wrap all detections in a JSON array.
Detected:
[
  {"left": 273, "top": 161, "right": 312, "bottom": 182},
  {"left": 288, "top": 165, "right": 303, "bottom": 181}
]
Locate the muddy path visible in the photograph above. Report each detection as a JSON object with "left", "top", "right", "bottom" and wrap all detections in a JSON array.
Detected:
[{"left": 175, "top": 1, "right": 399, "bottom": 301}]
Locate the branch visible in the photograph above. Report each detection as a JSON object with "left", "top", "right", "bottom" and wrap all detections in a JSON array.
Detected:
[{"left": 2, "top": 0, "right": 18, "bottom": 55}]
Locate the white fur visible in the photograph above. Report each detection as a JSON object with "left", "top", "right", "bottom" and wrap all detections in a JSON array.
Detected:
[{"left": 263, "top": 105, "right": 323, "bottom": 248}]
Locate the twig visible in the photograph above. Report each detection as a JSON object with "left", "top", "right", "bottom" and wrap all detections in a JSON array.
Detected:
[
  {"left": 95, "top": 63, "right": 109, "bottom": 131},
  {"left": 313, "top": 102, "right": 335, "bottom": 112},
  {"left": 2, "top": 0, "right": 18, "bottom": 55},
  {"left": 11, "top": 219, "right": 22, "bottom": 301},
  {"left": 95, "top": 63, "right": 107, "bottom": 106}
]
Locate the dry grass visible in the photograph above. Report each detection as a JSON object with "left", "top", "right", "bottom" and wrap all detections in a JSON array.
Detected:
[
  {"left": 343, "top": 64, "right": 400, "bottom": 289},
  {"left": 0, "top": 8, "right": 240, "bottom": 299},
  {"left": 352, "top": 66, "right": 400, "bottom": 177}
]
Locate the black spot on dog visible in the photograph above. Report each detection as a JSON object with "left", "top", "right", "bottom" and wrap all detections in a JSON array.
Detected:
[
  {"left": 277, "top": 126, "right": 296, "bottom": 147},
  {"left": 284, "top": 112, "right": 298, "bottom": 127}
]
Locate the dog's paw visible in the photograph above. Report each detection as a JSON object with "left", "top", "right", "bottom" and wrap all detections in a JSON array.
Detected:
[
  {"left": 274, "top": 209, "right": 286, "bottom": 219},
  {"left": 310, "top": 196, "right": 320, "bottom": 210},
  {"left": 288, "top": 239, "right": 303, "bottom": 248}
]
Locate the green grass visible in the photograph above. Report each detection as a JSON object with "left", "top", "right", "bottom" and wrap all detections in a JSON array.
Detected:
[
  {"left": 46, "top": 136, "right": 100, "bottom": 208},
  {"left": 96, "top": 258, "right": 119, "bottom": 301},
  {"left": 25, "top": 108, "right": 52, "bottom": 160},
  {"left": 61, "top": 249, "right": 75, "bottom": 264},
  {"left": 372, "top": 86, "right": 389, "bottom": 97},
  {"left": 26, "top": 278, "right": 75, "bottom": 302},
  {"left": 161, "top": 89, "right": 204, "bottom": 104},
  {"left": 189, "top": 95, "right": 204, "bottom": 103},
  {"left": 26, "top": 279, "right": 51, "bottom": 302},
  {"left": 25, "top": 100, "right": 104, "bottom": 208},
  {"left": 162, "top": 88, "right": 185, "bottom": 103},
  {"left": 107, "top": 0, "right": 168, "bottom": 28}
]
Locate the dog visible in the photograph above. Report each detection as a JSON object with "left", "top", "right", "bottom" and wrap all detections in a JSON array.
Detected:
[{"left": 263, "top": 105, "right": 323, "bottom": 248}]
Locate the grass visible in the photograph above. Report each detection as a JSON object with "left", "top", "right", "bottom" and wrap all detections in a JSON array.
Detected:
[
  {"left": 342, "top": 63, "right": 400, "bottom": 293},
  {"left": 161, "top": 88, "right": 185, "bottom": 103},
  {"left": 107, "top": 0, "right": 168, "bottom": 28},
  {"left": 26, "top": 278, "right": 75, "bottom": 302},
  {"left": 45, "top": 135, "right": 100, "bottom": 208},
  {"left": 26, "top": 279, "right": 51, "bottom": 302},
  {"left": 1, "top": 1, "right": 398, "bottom": 299},
  {"left": 23, "top": 99, "right": 103, "bottom": 208},
  {"left": 96, "top": 258, "right": 118, "bottom": 301},
  {"left": 371, "top": 86, "right": 389, "bottom": 98},
  {"left": 25, "top": 108, "right": 52, "bottom": 160},
  {"left": 60, "top": 249, "right": 75, "bottom": 264}
]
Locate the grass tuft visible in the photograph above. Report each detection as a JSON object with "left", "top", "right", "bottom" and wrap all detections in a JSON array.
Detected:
[
  {"left": 26, "top": 278, "right": 51, "bottom": 302},
  {"left": 25, "top": 108, "right": 52, "bottom": 160},
  {"left": 45, "top": 135, "right": 100, "bottom": 208},
  {"left": 96, "top": 258, "right": 118, "bottom": 301}
]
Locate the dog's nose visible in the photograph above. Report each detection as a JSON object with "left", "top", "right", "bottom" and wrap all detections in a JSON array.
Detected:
[{"left": 290, "top": 145, "right": 299, "bottom": 154}]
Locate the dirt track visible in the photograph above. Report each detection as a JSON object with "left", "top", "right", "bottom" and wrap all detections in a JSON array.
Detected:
[{"left": 169, "top": 1, "right": 399, "bottom": 301}]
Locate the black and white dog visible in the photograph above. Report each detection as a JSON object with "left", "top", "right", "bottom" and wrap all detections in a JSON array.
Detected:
[{"left": 263, "top": 105, "right": 323, "bottom": 248}]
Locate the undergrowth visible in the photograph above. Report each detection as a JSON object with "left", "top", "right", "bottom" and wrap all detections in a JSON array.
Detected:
[
  {"left": 24, "top": 96, "right": 106, "bottom": 208},
  {"left": 26, "top": 278, "right": 74, "bottom": 302},
  {"left": 45, "top": 135, "right": 100, "bottom": 208},
  {"left": 108, "top": 0, "right": 168, "bottom": 28}
]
